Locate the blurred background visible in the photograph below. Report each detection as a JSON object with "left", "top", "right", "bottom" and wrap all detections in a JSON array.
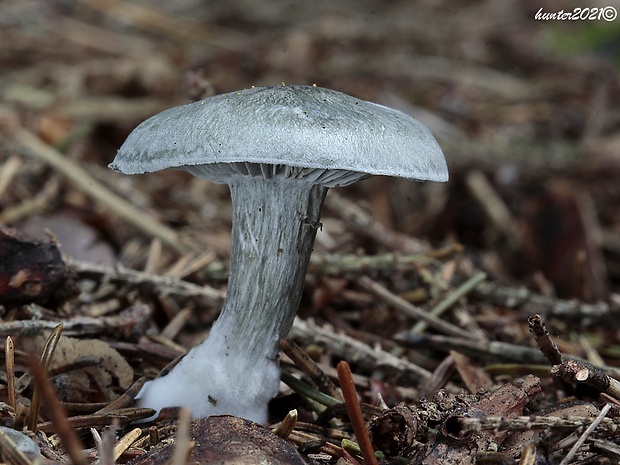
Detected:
[{"left": 1, "top": 0, "right": 619, "bottom": 304}]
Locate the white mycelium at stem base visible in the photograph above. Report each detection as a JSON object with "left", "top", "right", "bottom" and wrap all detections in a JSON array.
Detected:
[{"left": 137, "top": 175, "right": 330, "bottom": 424}]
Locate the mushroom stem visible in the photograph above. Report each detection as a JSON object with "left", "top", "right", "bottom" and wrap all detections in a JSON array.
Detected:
[
  {"left": 212, "top": 175, "right": 327, "bottom": 358},
  {"left": 137, "top": 175, "right": 327, "bottom": 423}
]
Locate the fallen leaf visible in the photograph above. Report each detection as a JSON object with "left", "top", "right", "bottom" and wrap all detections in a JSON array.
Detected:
[{"left": 29, "top": 334, "right": 134, "bottom": 402}]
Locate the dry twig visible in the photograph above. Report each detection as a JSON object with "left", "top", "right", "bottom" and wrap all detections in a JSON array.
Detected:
[
  {"left": 559, "top": 404, "right": 612, "bottom": 465},
  {"left": 13, "top": 129, "right": 195, "bottom": 254},
  {"left": 337, "top": 360, "right": 378, "bottom": 465},
  {"left": 290, "top": 319, "right": 441, "bottom": 388},
  {"left": 280, "top": 339, "right": 343, "bottom": 401},
  {"left": 473, "top": 281, "right": 616, "bottom": 321},
  {"left": 358, "top": 276, "right": 472, "bottom": 339},
  {"left": 68, "top": 259, "right": 224, "bottom": 303},
  {"left": 28, "top": 357, "right": 88, "bottom": 465}
]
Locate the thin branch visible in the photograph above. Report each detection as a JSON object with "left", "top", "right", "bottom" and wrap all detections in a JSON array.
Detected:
[
  {"left": 28, "top": 357, "right": 88, "bottom": 465},
  {"left": 290, "top": 319, "right": 443, "bottom": 389},
  {"left": 0, "top": 306, "right": 152, "bottom": 338},
  {"left": 456, "top": 413, "right": 617, "bottom": 435},
  {"left": 68, "top": 259, "right": 224, "bottom": 304},
  {"left": 559, "top": 404, "right": 612, "bottom": 465},
  {"left": 280, "top": 339, "right": 342, "bottom": 401},
  {"left": 5, "top": 336, "right": 16, "bottom": 415},
  {"left": 359, "top": 276, "right": 473, "bottom": 339},
  {"left": 472, "top": 281, "right": 617, "bottom": 321},
  {"left": 13, "top": 128, "right": 196, "bottom": 254},
  {"left": 337, "top": 361, "right": 378, "bottom": 465},
  {"left": 412, "top": 271, "right": 487, "bottom": 333}
]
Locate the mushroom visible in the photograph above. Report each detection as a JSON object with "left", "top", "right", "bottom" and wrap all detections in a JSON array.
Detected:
[{"left": 109, "top": 84, "right": 448, "bottom": 424}]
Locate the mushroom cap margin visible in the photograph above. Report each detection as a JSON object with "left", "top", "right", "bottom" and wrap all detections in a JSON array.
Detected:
[{"left": 110, "top": 85, "right": 448, "bottom": 183}]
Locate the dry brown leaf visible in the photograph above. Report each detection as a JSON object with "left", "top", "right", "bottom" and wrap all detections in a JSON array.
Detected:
[{"left": 31, "top": 334, "right": 133, "bottom": 401}]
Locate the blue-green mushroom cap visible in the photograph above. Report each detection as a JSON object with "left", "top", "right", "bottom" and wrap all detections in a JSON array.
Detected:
[{"left": 110, "top": 85, "right": 448, "bottom": 185}]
